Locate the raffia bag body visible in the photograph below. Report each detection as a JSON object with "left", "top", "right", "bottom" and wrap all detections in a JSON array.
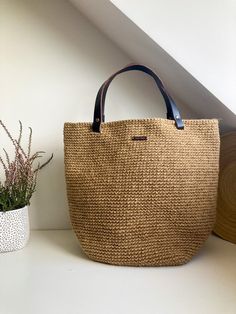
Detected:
[{"left": 64, "top": 64, "right": 220, "bottom": 266}]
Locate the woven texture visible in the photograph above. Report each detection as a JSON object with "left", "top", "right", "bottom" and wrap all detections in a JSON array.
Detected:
[
  {"left": 214, "top": 132, "right": 236, "bottom": 244},
  {"left": 64, "top": 118, "right": 220, "bottom": 266}
]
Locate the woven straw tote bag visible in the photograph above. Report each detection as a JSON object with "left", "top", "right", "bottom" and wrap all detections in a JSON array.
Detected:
[{"left": 64, "top": 64, "right": 220, "bottom": 266}]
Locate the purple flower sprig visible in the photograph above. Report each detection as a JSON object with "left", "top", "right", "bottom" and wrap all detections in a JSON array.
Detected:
[{"left": 0, "top": 121, "right": 53, "bottom": 212}]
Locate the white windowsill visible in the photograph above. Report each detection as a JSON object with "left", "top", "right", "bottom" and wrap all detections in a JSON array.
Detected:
[{"left": 0, "top": 230, "right": 235, "bottom": 314}]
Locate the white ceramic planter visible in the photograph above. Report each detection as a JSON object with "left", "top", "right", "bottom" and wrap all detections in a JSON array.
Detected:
[{"left": 0, "top": 206, "right": 30, "bottom": 253}]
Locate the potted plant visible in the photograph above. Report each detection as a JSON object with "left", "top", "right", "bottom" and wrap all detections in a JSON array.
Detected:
[{"left": 0, "top": 120, "right": 53, "bottom": 252}]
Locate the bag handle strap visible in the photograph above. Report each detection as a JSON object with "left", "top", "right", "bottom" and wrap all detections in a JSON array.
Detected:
[{"left": 92, "top": 64, "right": 184, "bottom": 132}]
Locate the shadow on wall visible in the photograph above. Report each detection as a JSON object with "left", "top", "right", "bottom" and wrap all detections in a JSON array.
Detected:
[
  {"left": 30, "top": 149, "right": 70, "bottom": 230},
  {"left": 13, "top": 0, "right": 173, "bottom": 122}
]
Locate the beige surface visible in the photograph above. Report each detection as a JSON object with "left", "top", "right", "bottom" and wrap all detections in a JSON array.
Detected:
[
  {"left": 0, "top": 230, "right": 235, "bottom": 314},
  {"left": 214, "top": 132, "right": 236, "bottom": 243}
]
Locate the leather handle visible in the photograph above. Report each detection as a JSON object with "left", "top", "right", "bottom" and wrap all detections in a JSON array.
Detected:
[{"left": 92, "top": 64, "right": 184, "bottom": 132}]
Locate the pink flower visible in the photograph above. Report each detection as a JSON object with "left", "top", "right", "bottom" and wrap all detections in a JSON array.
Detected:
[{"left": 0, "top": 120, "right": 53, "bottom": 212}]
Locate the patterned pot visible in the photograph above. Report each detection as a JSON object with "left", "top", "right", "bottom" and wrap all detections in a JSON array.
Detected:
[{"left": 0, "top": 206, "right": 30, "bottom": 253}]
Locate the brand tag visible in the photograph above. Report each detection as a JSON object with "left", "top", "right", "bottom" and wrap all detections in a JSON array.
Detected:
[{"left": 132, "top": 136, "right": 147, "bottom": 141}]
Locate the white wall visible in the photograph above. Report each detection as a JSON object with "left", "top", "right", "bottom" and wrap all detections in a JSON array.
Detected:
[
  {"left": 0, "top": 0, "right": 172, "bottom": 229},
  {"left": 111, "top": 0, "right": 236, "bottom": 115}
]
